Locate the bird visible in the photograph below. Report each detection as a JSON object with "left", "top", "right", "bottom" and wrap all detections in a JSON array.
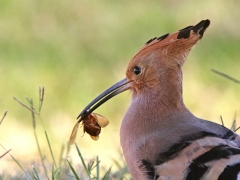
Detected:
[{"left": 73, "top": 19, "right": 240, "bottom": 180}]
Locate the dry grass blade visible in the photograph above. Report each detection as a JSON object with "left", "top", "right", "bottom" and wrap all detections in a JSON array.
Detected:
[
  {"left": 220, "top": 115, "right": 224, "bottom": 126},
  {"left": 219, "top": 115, "right": 240, "bottom": 132},
  {"left": 13, "top": 97, "right": 39, "bottom": 115},
  {"left": 211, "top": 69, "right": 240, "bottom": 84},
  {"left": 232, "top": 113, "right": 240, "bottom": 132},
  {"left": 0, "top": 111, "right": 7, "bottom": 125},
  {"left": 234, "top": 126, "right": 240, "bottom": 132},
  {"left": 0, "top": 149, "right": 11, "bottom": 159},
  {"left": 29, "top": 99, "right": 36, "bottom": 129},
  {"left": 14, "top": 91, "right": 50, "bottom": 178},
  {"left": 231, "top": 113, "right": 237, "bottom": 131},
  {"left": 39, "top": 87, "right": 44, "bottom": 112},
  {"left": 0, "top": 144, "right": 31, "bottom": 180},
  {"left": 231, "top": 119, "right": 236, "bottom": 131}
]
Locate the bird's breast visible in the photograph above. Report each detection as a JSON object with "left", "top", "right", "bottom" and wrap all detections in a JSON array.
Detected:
[{"left": 119, "top": 102, "right": 190, "bottom": 179}]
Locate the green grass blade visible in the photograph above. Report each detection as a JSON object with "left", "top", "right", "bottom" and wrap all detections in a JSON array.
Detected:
[
  {"left": 33, "top": 128, "right": 49, "bottom": 178},
  {"left": 112, "top": 158, "right": 122, "bottom": 169},
  {"left": 52, "top": 162, "right": 55, "bottom": 180},
  {"left": 96, "top": 156, "right": 99, "bottom": 180},
  {"left": 44, "top": 130, "right": 57, "bottom": 169},
  {"left": 54, "top": 167, "right": 61, "bottom": 175},
  {"left": 58, "top": 144, "right": 65, "bottom": 167},
  {"left": 32, "top": 165, "right": 40, "bottom": 180},
  {"left": 11, "top": 154, "right": 32, "bottom": 179},
  {"left": 111, "top": 166, "right": 129, "bottom": 179},
  {"left": 101, "top": 167, "right": 111, "bottom": 180},
  {"left": 74, "top": 143, "right": 91, "bottom": 178},
  {"left": 87, "top": 160, "right": 94, "bottom": 172},
  {"left": 66, "top": 159, "right": 81, "bottom": 180},
  {"left": 29, "top": 100, "right": 48, "bottom": 178}
]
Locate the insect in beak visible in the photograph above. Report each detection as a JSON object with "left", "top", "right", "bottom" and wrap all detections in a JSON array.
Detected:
[
  {"left": 69, "top": 77, "right": 132, "bottom": 144},
  {"left": 69, "top": 113, "right": 109, "bottom": 144}
]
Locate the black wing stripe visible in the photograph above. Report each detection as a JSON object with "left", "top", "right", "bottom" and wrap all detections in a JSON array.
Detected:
[
  {"left": 218, "top": 163, "right": 240, "bottom": 180},
  {"left": 141, "top": 159, "right": 159, "bottom": 180},
  {"left": 155, "top": 130, "right": 234, "bottom": 165},
  {"left": 186, "top": 162, "right": 208, "bottom": 180},
  {"left": 193, "top": 145, "right": 240, "bottom": 164},
  {"left": 153, "top": 137, "right": 233, "bottom": 179},
  {"left": 186, "top": 145, "right": 240, "bottom": 180},
  {"left": 141, "top": 129, "right": 236, "bottom": 179}
]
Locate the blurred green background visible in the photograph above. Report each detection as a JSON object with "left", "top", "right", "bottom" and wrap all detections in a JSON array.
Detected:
[{"left": 0, "top": 0, "right": 240, "bottom": 176}]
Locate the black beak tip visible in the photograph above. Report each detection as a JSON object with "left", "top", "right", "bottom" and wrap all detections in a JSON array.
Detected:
[
  {"left": 76, "top": 109, "right": 91, "bottom": 121},
  {"left": 76, "top": 114, "right": 81, "bottom": 120}
]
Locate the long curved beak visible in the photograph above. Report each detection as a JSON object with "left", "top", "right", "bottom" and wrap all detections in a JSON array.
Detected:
[{"left": 77, "top": 78, "right": 132, "bottom": 122}]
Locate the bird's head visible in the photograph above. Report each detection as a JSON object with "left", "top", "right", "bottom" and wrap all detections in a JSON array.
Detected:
[
  {"left": 76, "top": 19, "right": 210, "bottom": 125},
  {"left": 125, "top": 19, "right": 210, "bottom": 95}
]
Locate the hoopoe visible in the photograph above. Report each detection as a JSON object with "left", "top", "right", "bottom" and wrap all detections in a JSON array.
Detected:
[{"left": 73, "top": 19, "right": 240, "bottom": 180}]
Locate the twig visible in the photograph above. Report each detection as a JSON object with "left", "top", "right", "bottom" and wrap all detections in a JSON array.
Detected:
[{"left": 211, "top": 69, "right": 240, "bottom": 84}]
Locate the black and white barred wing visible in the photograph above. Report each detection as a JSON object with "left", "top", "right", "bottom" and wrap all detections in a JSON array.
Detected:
[{"left": 154, "top": 128, "right": 240, "bottom": 180}]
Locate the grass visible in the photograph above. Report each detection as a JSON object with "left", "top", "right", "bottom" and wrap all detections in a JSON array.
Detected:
[
  {"left": 0, "top": 111, "right": 12, "bottom": 159},
  {"left": 1, "top": 88, "right": 131, "bottom": 179},
  {"left": 0, "top": 112, "right": 11, "bottom": 160},
  {"left": 211, "top": 69, "right": 240, "bottom": 85},
  {"left": 1, "top": 81, "right": 238, "bottom": 179}
]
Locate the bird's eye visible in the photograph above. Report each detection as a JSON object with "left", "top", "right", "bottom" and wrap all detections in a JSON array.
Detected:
[{"left": 133, "top": 66, "right": 141, "bottom": 75}]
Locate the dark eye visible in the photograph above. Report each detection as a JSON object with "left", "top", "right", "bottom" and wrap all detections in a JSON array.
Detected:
[{"left": 133, "top": 66, "right": 141, "bottom": 75}]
